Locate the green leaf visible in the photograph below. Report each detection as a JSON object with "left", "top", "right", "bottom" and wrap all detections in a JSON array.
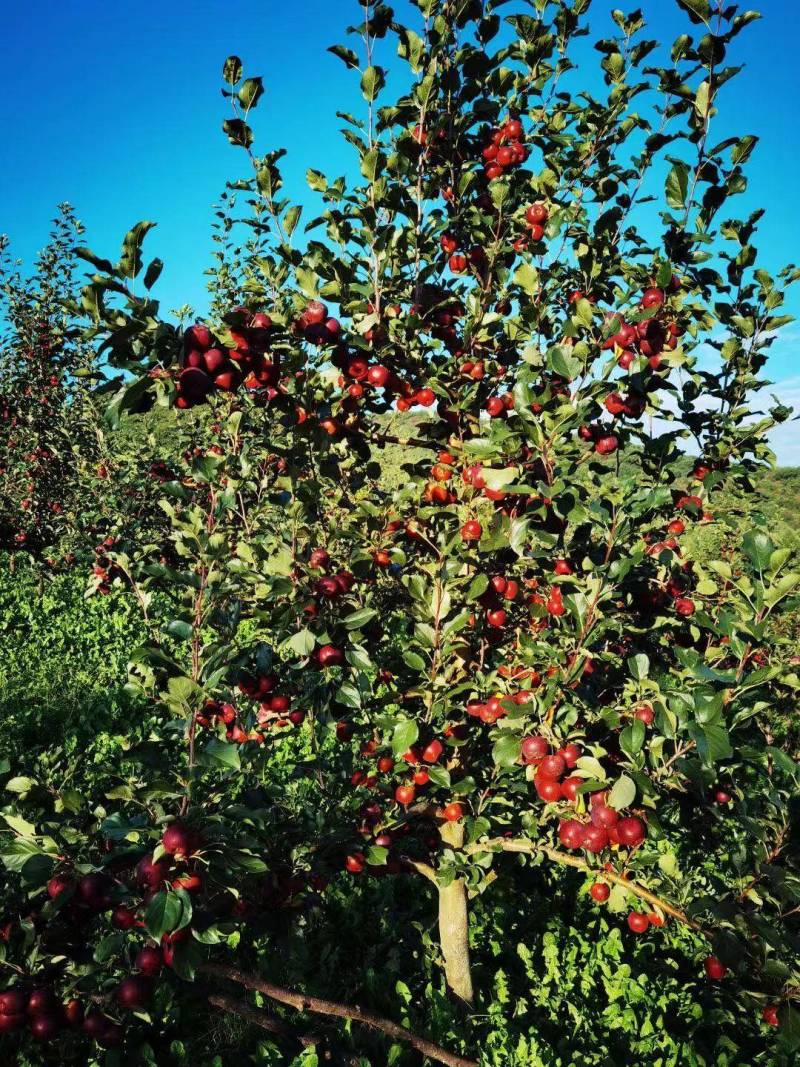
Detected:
[
  {"left": 197, "top": 738, "right": 241, "bottom": 771},
  {"left": 608, "top": 775, "right": 636, "bottom": 811},
  {"left": 143, "top": 257, "right": 163, "bottom": 290},
  {"left": 360, "top": 65, "right": 386, "bottom": 102},
  {"left": 665, "top": 163, "right": 690, "bottom": 211},
  {"left": 222, "top": 118, "right": 253, "bottom": 148},
  {"left": 695, "top": 80, "right": 711, "bottom": 118},
  {"left": 238, "top": 77, "right": 264, "bottom": 110},
  {"left": 286, "top": 628, "right": 316, "bottom": 657},
  {"left": 676, "top": 0, "right": 711, "bottom": 25},
  {"left": 548, "top": 346, "right": 581, "bottom": 381},
  {"left": 466, "top": 574, "right": 489, "bottom": 601},
  {"left": 118, "top": 221, "right": 156, "bottom": 279},
  {"left": 223, "top": 56, "right": 243, "bottom": 85},
  {"left": 307, "top": 169, "right": 328, "bottom": 193},
  {"left": 5, "top": 776, "right": 36, "bottom": 794},
  {"left": 343, "top": 608, "right": 378, "bottom": 630},
  {"left": 742, "top": 530, "right": 773, "bottom": 571},
  {"left": 328, "top": 44, "right": 359, "bottom": 69},
  {"left": 620, "top": 721, "right": 645, "bottom": 758},
  {"left": 391, "top": 719, "right": 419, "bottom": 756},
  {"left": 145, "top": 890, "right": 191, "bottom": 940},
  {"left": 513, "top": 262, "right": 539, "bottom": 297},
  {"left": 403, "top": 650, "right": 427, "bottom": 671},
  {"left": 627, "top": 653, "right": 649, "bottom": 681},
  {"left": 334, "top": 682, "right": 361, "bottom": 709},
  {"left": 492, "top": 733, "right": 521, "bottom": 768},
  {"left": 360, "top": 148, "right": 385, "bottom": 182}
]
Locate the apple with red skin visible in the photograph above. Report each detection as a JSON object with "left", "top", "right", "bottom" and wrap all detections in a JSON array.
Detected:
[
  {"left": 112, "top": 904, "right": 138, "bottom": 930},
  {"left": 704, "top": 955, "right": 727, "bottom": 980},
  {"left": 762, "top": 1005, "right": 779, "bottom": 1027},
  {"left": 675, "top": 597, "right": 695, "bottom": 617},
  {"left": 594, "top": 434, "right": 618, "bottom": 456},
  {"left": 627, "top": 912, "right": 650, "bottom": 933},
  {"left": 442, "top": 802, "right": 464, "bottom": 822},
  {"left": 98, "top": 1020, "right": 125, "bottom": 1047},
  {"left": 316, "top": 644, "right": 344, "bottom": 668},
  {"left": 634, "top": 704, "right": 654, "bottom": 725},
  {"left": 161, "top": 823, "right": 198, "bottom": 860},
  {"left": 449, "top": 253, "right": 468, "bottom": 273},
  {"left": 64, "top": 998, "right": 84, "bottom": 1027},
  {"left": 77, "top": 872, "right": 110, "bottom": 910},
  {"left": 525, "top": 203, "right": 549, "bottom": 225},
  {"left": 46, "top": 874, "right": 72, "bottom": 900},
  {"left": 184, "top": 324, "right": 213, "bottom": 351},
  {"left": 395, "top": 784, "right": 416, "bottom": 806},
  {"left": 616, "top": 816, "right": 646, "bottom": 847},
  {"left": 0, "top": 1012, "right": 26, "bottom": 1033},
  {"left": 304, "top": 300, "right": 328, "bottom": 325},
  {"left": 117, "top": 975, "right": 153, "bottom": 1010},
  {"left": 521, "top": 735, "right": 549, "bottom": 763},
  {"left": 345, "top": 853, "right": 365, "bottom": 874},
  {"left": 560, "top": 742, "right": 581, "bottom": 767},
  {"left": 641, "top": 287, "right": 665, "bottom": 309},
  {"left": 422, "top": 740, "right": 443, "bottom": 763},
  {"left": 582, "top": 825, "right": 610, "bottom": 853},
  {"left": 0, "top": 989, "right": 28, "bottom": 1015},
  {"left": 558, "top": 819, "right": 586, "bottom": 849},
  {"left": 29, "top": 1013, "right": 62, "bottom": 1041},
  {"left": 367, "top": 364, "right": 390, "bottom": 388},
  {"left": 460, "top": 520, "right": 482, "bottom": 542},
  {"left": 590, "top": 882, "right": 610, "bottom": 903},
  {"left": 135, "top": 945, "right": 164, "bottom": 976},
  {"left": 27, "top": 989, "right": 59, "bottom": 1016},
  {"left": 560, "top": 775, "right": 582, "bottom": 802},
  {"left": 539, "top": 754, "right": 566, "bottom": 779}
]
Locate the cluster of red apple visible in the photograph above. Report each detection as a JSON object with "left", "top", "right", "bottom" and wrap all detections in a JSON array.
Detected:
[
  {"left": 485, "top": 392, "right": 514, "bottom": 418},
  {"left": 177, "top": 310, "right": 276, "bottom": 408},
  {"left": 445, "top": 240, "right": 487, "bottom": 277},
  {"left": 480, "top": 117, "right": 529, "bottom": 181},
  {"left": 602, "top": 281, "right": 684, "bottom": 372},
  {"left": 587, "top": 878, "right": 664, "bottom": 936},
  {"left": 578, "top": 422, "right": 619, "bottom": 456},
  {"left": 90, "top": 535, "right": 121, "bottom": 594},
  {"left": 519, "top": 202, "right": 550, "bottom": 245},
  {"left": 0, "top": 824, "right": 204, "bottom": 1048},
  {"left": 521, "top": 734, "right": 648, "bottom": 851},
  {"left": 465, "top": 687, "right": 533, "bottom": 725},
  {"left": 0, "top": 986, "right": 115, "bottom": 1045},
  {"left": 333, "top": 352, "right": 435, "bottom": 411},
  {"left": 477, "top": 573, "right": 521, "bottom": 631}
]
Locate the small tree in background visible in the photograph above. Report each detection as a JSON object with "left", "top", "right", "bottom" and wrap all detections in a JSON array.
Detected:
[{"left": 0, "top": 206, "right": 103, "bottom": 562}]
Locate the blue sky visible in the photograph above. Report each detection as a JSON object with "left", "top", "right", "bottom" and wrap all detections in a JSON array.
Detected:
[{"left": 1, "top": 0, "right": 798, "bottom": 459}]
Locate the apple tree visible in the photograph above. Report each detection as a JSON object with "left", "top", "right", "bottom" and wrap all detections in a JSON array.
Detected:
[{"left": 1, "top": 0, "right": 799, "bottom": 1063}]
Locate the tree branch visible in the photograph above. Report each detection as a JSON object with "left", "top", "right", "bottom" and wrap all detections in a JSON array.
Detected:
[
  {"left": 200, "top": 962, "right": 477, "bottom": 1067},
  {"left": 207, "top": 991, "right": 318, "bottom": 1046},
  {"left": 466, "top": 837, "right": 705, "bottom": 933}
]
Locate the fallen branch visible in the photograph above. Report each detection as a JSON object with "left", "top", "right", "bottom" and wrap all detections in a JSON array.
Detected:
[
  {"left": 201, "top": 962, "right": 477, "bottom": 1067},
  {"left": 466, "top": 837, "right": 705, "bottom": 933}
]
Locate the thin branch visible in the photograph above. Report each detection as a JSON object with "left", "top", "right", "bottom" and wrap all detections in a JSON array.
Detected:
[
  {"left": 201, "top": 962, "right": 478, "bottom": 1067},
  {"left": 466, "top": 838, "right": 705, "bottom": 933},
  {"left": 207, "top": 991, "right": 319, "bottom": 1046}
]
